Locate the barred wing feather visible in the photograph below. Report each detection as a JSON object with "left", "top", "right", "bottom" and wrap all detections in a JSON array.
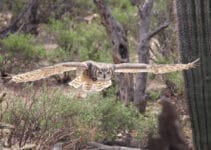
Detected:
[
  {"left": 114, "top": 58, "right": 199, "bottom": 74},
  {"left": 11, "top": 62, "right": 87, "bottom": 83}
]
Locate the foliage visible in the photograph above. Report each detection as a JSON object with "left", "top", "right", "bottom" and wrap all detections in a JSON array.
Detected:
[
  {"left": 153, "top": 54, "right": 175, "bottom": 64},
  {"left": 152, "top": 55, "right": 184, "bottom": 95},
  {"left": 1, "top": 33, "right": 46, "bottom": 60},
  {"left": 71, "top": 0, "right": 95, "bottom": 16},
  {"left": 46, "top": 47, "right": 67, "bottom": 62},
  {"left": 0, "top": 0, "right": 184, "bottom": 148},
  {"left": 78, "top": 95, "right": 139, "bottom": 141},
  {"left": 0, "top": 55, "right": 3, "bottom": 69},
  {"left": 47, "top": 19, "right": 112, "bottom": 62},
  {"left": 109, "top": 0, "right": 138, "bottom": 36},
  {"left": 148, "top": 90, "right": 162, "bottom": 101},
  {"left": 166, "top": 72, "right": 184, "bottom": 95},
  {"left": 2, "top": 87, "right": 157, "bottom": 146},
  {"left": 1, "top": 0, "right": 27, "bottom": 13},
  {"left": 78, "top": 92, "right": 158, "bottom": 142},
  {"left": 2, "top": 87, "right": 79, "bottom": 148},
  {"left": 0, "top": 34, "right": 46, "bottom": 73}
]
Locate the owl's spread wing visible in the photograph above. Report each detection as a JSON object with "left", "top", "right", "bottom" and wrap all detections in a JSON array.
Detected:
[
  {"left": 11, "top": 62, "right": 88, "bottom": 83},
  {"left": 114, "top": 58, "right": 199, "bottom": 74}
]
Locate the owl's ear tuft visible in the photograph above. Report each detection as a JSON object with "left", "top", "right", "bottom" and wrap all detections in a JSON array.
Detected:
[
  {"left": 86, "top": 62, "right": 97, "bottom": 81},
  {"left": 110, "top": 66, "right": 115, "bottom": 76},
  {"left": 87, "top": 62, "right": 93, "bottom": 74}
]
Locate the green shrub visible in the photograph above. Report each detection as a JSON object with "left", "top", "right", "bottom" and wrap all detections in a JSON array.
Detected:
[
  {"left": 153, "top": 54, "right": 175, "bottom": 64},
  {"left": 166, "top": 72, "right": 184, "bottom": 95},
  {"left": 72, "top": 93, "right": 157, "bottom": 142},
  {"left": 72, "top": 0, "right": 95, "bottom": 14},
  {"left": 153, "top": 55, "right": 184, "bottom": 95},
  {"left": 2, "top": 0, "right": 27, "bottom": 14},
  {"left": 47, "top": 19, "right": 112, "bottom": 62},
  {"left": 1, "top": 34, "right": 46, "bottom": 60},
  {"left": 46, "top": 47, "right": 67, "bottom": 61},
  {"left": 109, "top": 0, "right": 138, "bottom": 35},
  {"left": 0, "top": 34, "right": 46, "bottom": 72},
  {"left": 2, "top": 87, "right": 157, "bottom": 145},
  {"left": 79, "top": 95, "right": 140, "bottom": 140},
  {"left": 148, "top": 90, "right": 162, "bottom": 101},
  {"left": 2, "top": 88, "right": 79, "bottom": 147},
  {"left": 0, "top": 55, "right": 3, "bottom": 69}
]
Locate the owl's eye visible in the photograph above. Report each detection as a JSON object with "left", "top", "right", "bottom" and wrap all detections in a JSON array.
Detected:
[
  {"left": 98, "top": 71, "right": 103, "bottom": 74},
  {"left": 107, "top": 69, "right": 112, "bottom": 74}
]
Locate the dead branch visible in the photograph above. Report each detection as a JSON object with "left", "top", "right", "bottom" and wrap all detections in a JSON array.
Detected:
[
  {"left": 147, "top": 21, "right": 169, "bottom": 39},
  {"left": 134, "top": 0, "right": 169, "bottom": 113},
  {"left": 134, "top": 0, "right": 155, "bottom": 113},
  {"left": 88, "top": 142, "right": 141, "bottom": 150},
  {"left": 0, "top": 0, "right": 40, "bottom": 38},
  {"left": 0, "top": 92, "right": 6, "bottom": 103},
  {"left": 138, "top": 0, "right": 154, "bottom": 19}
]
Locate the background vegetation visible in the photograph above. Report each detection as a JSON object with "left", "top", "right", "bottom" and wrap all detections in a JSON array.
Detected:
[{"left": 0, "top": 0, "right": 189, "bottom": 149}]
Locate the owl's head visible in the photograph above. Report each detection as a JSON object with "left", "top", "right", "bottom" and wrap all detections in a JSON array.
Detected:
[
  {"left": 95, "top": 67, "right": 113, "bottom": 81},
  {"left": 87, "top": 62, "right": 113, "bottom": 81}
]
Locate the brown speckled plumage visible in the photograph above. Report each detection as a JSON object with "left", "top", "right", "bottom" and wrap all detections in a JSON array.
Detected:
[{"left": 11, "top": 59, "right": 199, "bottom": 92}]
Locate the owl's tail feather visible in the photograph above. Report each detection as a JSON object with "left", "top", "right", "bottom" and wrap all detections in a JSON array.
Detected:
[
  {"left": 93, "top": 80, "right": 112, "bottom": 92},
  {"left": 82, "top": 83, "right": 93, "bottom": 91}
]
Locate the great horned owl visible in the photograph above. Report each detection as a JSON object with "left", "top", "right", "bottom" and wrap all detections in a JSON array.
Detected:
[{"left": 10, "top": 59, "right": 199, "bottom": 92}]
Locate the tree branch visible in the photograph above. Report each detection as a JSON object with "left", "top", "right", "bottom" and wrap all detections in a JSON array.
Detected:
[
  {"left": 138, "top": 0, "right": 154, "bottom": 19},
  {"left": 88, "top": 142, "right": 141, "bottom": 150},
  {"left": 147, "top": 21, "right": 169, "bottom": 39},
  {"left": 0, "top": 0, "right": 40, "bottom": 38}
]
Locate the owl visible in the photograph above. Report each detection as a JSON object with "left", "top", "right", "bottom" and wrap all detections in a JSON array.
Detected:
[{"left": 10, "top": 59, "right": 199, "bottom": 92}]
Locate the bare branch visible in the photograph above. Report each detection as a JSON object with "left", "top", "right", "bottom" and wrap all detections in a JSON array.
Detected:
[
  {"left": 88, "top": 142, "right": 141, "bottom": 150},
  {"left": 138, "top": 0, "right": 154, "bottom": 18},
  {"left": 0, "top": 0, "right": 40, "bottom": 38},
  {"left": 0, "top": 92, "right": 6, "bottom": 103},
  {"left": 147, "top": 21, "right": 169, "bottom": 39},
  {"left": 131, "top": 0, "right": 154, "bottom": 17}
]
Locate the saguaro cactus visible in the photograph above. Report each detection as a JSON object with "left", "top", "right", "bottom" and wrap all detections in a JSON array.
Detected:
[{"left": 176, "top": 0, "right": 211, "bottom": 149}]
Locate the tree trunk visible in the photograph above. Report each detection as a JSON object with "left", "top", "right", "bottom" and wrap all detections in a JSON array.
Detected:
[
  {"left": 134, "top": 0, "right": 154, "bottom": 113},
  {"left": 176, "top": 0, "right": 211, "bottom": 149},
  {"left": 88, "top": 142, "right": 141, "bottom": 150},
  {"left": 94, "top": 0, "right": 134, "bottom": 104},
  {"left": 134, "top": 0, "right": 168, "bottom": 113}
]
